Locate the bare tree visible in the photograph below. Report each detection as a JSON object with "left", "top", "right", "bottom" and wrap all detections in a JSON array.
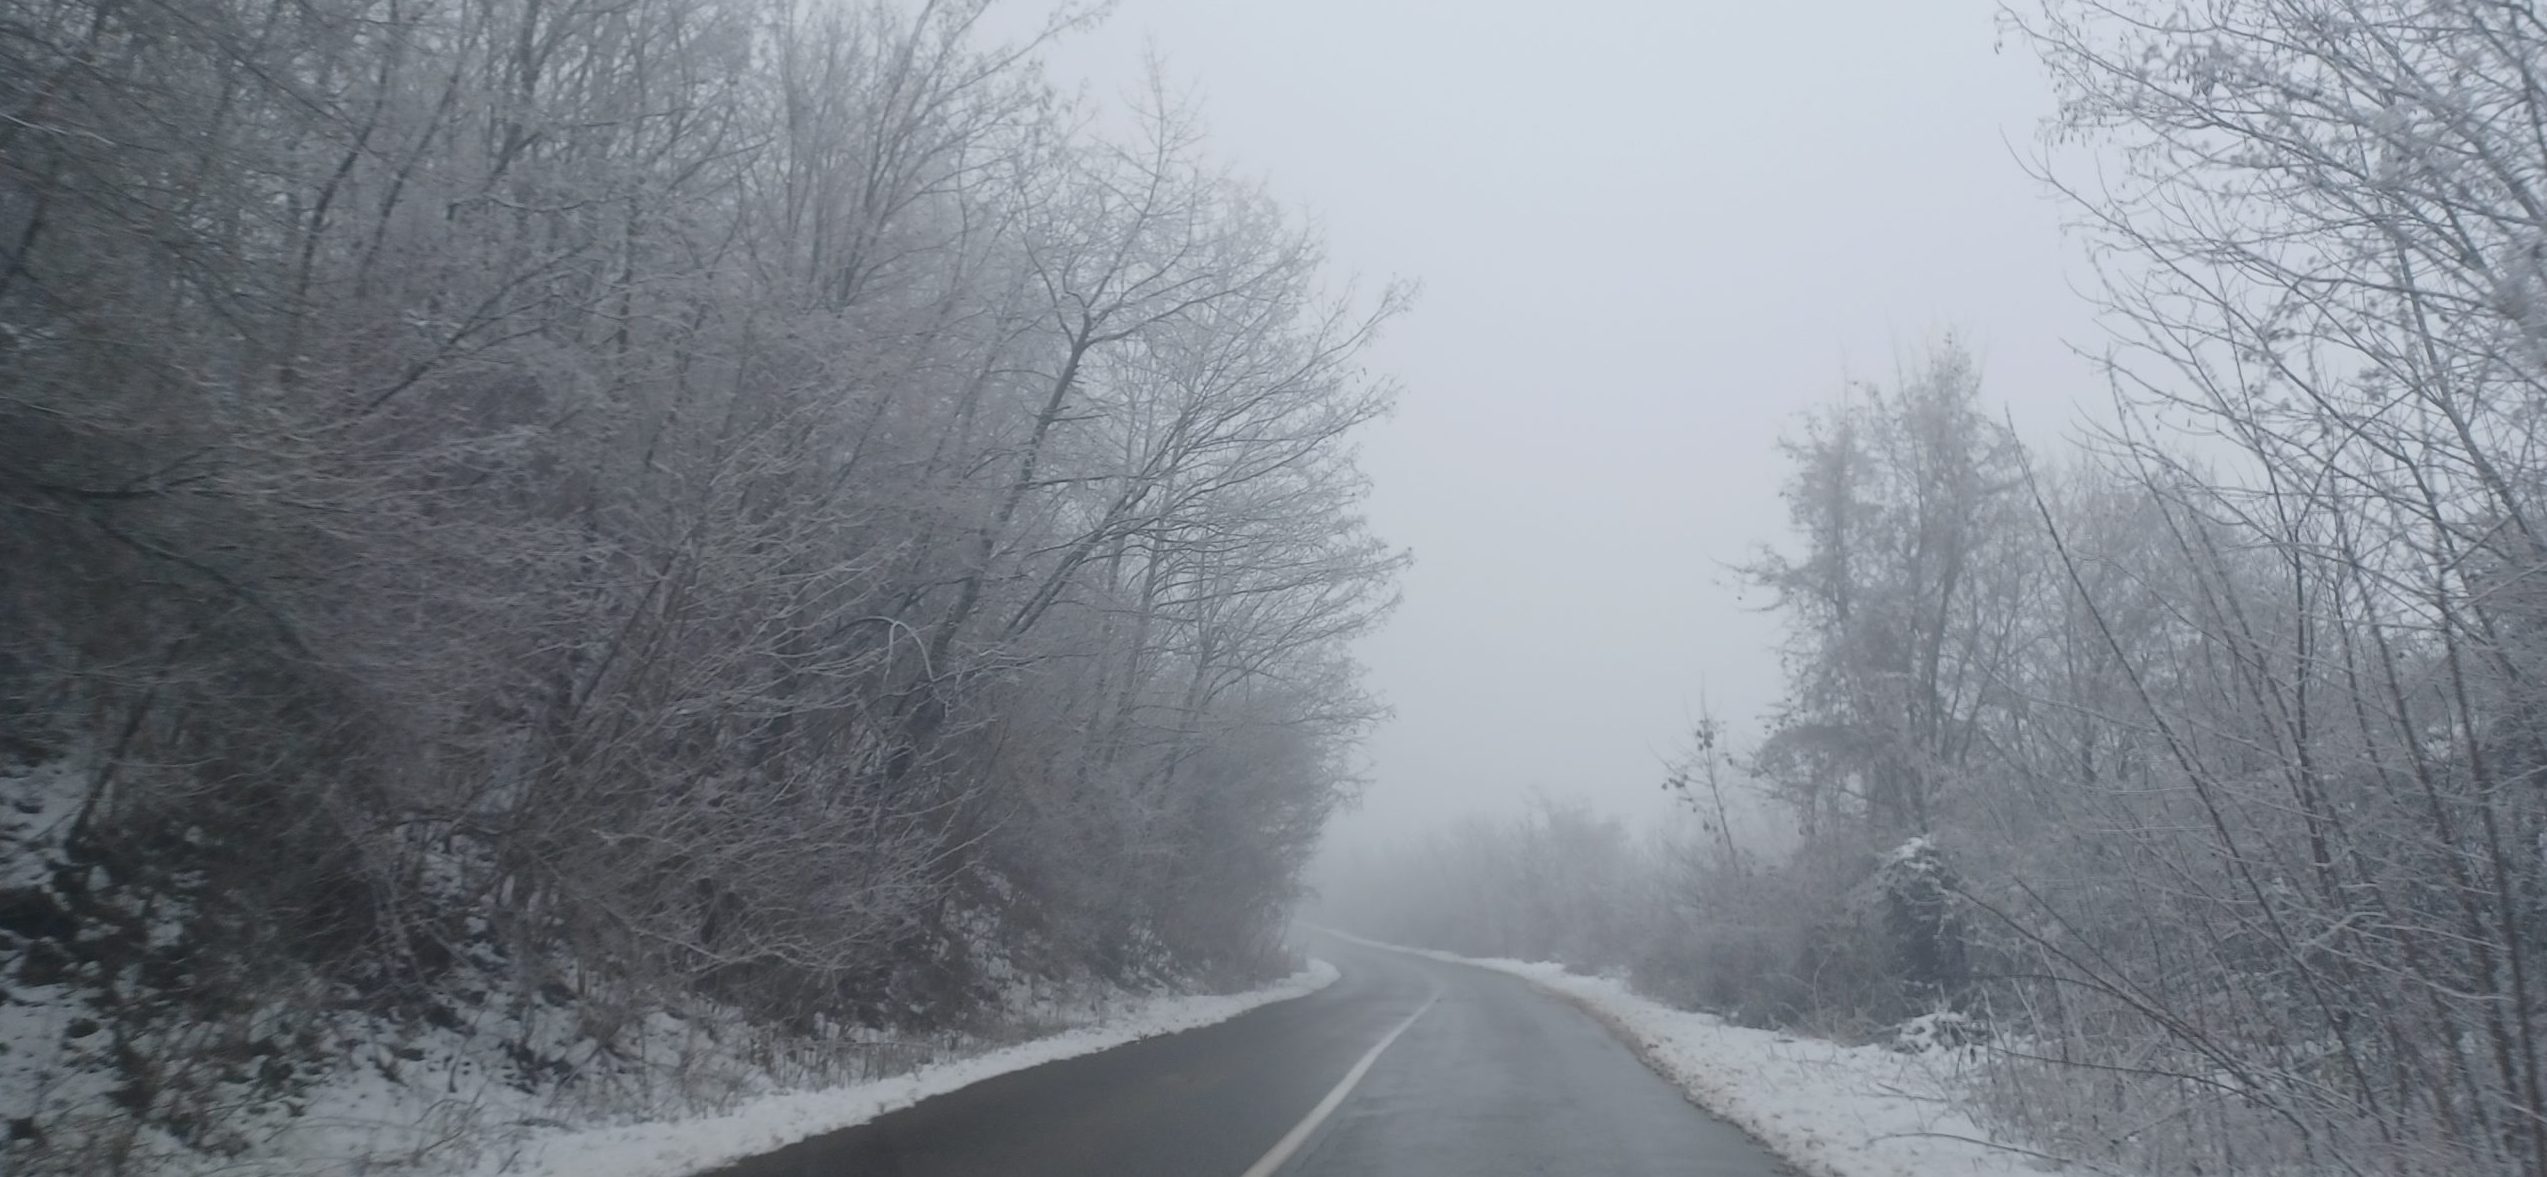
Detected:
[{"left": 0, "top": 2, "right": 1401, "bottom": 1168}]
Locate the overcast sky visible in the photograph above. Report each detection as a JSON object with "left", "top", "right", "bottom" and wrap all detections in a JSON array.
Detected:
[{"left": 1008, "top": 0, "right": 2105, "bottom": 843}]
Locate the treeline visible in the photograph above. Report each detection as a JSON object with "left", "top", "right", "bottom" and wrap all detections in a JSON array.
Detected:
[
  {"left": 0, "top": 0, "right": 1396, "bottom": 1150},
  {"left": 1332, "top": 3, "right": 2547, "bottom": 1175}
]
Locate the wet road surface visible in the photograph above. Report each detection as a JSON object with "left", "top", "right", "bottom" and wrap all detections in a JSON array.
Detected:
[{"left": 706, "top": 935, "right": 1793, "bottom": 1177}]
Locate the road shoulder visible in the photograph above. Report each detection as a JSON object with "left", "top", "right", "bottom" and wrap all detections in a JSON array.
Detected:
[
  {"left": 1325, "top": 933, "right": 2054, "bottom": 1177},
  {"left": 448, "top": 960, "right": 1339, "bottom": 1177}
]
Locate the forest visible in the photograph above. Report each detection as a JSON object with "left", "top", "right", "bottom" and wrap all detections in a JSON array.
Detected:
[
  {"left": 0, "top": 0, "right": 1400, "bottom": 1169},
  {"left": 1325, "top": 4, "right": 2547, "bottom": 1175},
  {"left": 15, "top": 0, "right": 2547, "bottom": 1175}
]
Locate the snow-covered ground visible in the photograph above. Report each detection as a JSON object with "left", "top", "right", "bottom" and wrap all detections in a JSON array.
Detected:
[
  {"left": 439, "top": 958, "right": 1339, "bottom": 1177},
  {"left": 1340, "top": 934, "right": 2067, "bottom": 1177},
  {"left": 1, "top": 754, "right": 1340, "bottom": 1177}
]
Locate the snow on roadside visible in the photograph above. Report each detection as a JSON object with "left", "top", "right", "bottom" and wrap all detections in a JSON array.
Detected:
[
  {"left": 441, "top": 958, "right": 1340, "bottom": 1177},
  {"left": 2, "top": 745, "right": 1342, "bottom": 1177},
  {"left": 1342, "top": 935, "right": 2066, "bottom": 1177}
]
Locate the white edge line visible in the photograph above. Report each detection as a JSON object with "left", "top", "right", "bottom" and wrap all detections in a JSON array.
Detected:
[{"left": 1234, "top": 991, "right": 1439, "bottom": 1177}]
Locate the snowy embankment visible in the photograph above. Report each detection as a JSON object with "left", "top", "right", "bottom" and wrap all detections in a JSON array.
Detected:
[
  {"left": 4, "top": 745, "right": 1341, "bottom": 1177},
  {"left": 1340, "top": 934, "right": 2059, "bottom": 1177},
  {"left": 448, "top": 958, "right": 1339, "bottom": 1177}
]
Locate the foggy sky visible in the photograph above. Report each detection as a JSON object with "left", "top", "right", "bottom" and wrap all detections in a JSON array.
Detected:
[{"left": 1011, "top": 1, "right": 2103, "bottom": 845}]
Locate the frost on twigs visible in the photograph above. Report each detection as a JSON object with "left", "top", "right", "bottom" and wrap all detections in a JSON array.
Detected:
[{"left": 0, "top": 0, "right": 1397, "bottom": 1168}]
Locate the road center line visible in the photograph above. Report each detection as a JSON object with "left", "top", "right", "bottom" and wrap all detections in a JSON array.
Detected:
[{"left": 1235, "top": 988, "right": 1439, "bottom": 1177}]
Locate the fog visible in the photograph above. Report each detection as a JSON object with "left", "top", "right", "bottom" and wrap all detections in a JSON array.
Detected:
[
  {"left": 1016, "top": 0, "right": 2104, "bottom": 842},
  {"left": 21, "top": 2, "right": 2547, "bottom": 1170}
]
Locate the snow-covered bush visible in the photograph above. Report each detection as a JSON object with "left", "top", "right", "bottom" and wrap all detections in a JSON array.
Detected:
[
  {"left": 1847, "top": 835, "right": 1968, "bottom": 1020},
  {"left": 0, "top": 0, "right": 1398, "bottom": 1168}
]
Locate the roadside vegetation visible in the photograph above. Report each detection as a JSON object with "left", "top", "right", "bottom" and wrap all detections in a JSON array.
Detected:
[
  {"left": 0, "top": 2, "right": 1399, "bottom": 1171},
  {"left": 1325, "top": 5, "right": 2547, "bottom": 1175}
]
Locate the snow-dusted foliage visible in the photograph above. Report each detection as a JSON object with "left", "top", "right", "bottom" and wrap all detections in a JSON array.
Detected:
[
  {"left": 1326, "top": 17, "right": 2547, "bottom": 1176},
  {"left": 0, "top": 1, "right": 1396, "bottom": 1170},
  {"left": 1973, "top": 4, "right": 2547, "bottom": 1173},
  {"left": 0, "top": 743, "right": 1337, "bottom": 1174},
  {"left": 1335, "top": 129, "right": 2547, "bottom": 1169}
]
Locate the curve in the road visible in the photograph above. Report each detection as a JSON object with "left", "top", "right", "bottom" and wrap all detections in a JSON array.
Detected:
[{"left": 703, "top": 935, "right": 1794, "bottom": 1176}]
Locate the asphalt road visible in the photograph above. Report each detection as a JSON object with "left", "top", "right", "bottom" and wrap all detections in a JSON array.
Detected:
[{"left": 706, "top": 935, "right": 1794, "bottom": 1177}]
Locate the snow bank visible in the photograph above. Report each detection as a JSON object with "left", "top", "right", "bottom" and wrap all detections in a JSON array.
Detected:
[
  {"left": 443, "top": 958, "right": 1339, "bottom": 1177},
  {"left": 1, "top": 748, "right": 1340, "bottom": 1177},
  {"left": 1351, "top": 936, "right": 2063, "bottom": 1177}
]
